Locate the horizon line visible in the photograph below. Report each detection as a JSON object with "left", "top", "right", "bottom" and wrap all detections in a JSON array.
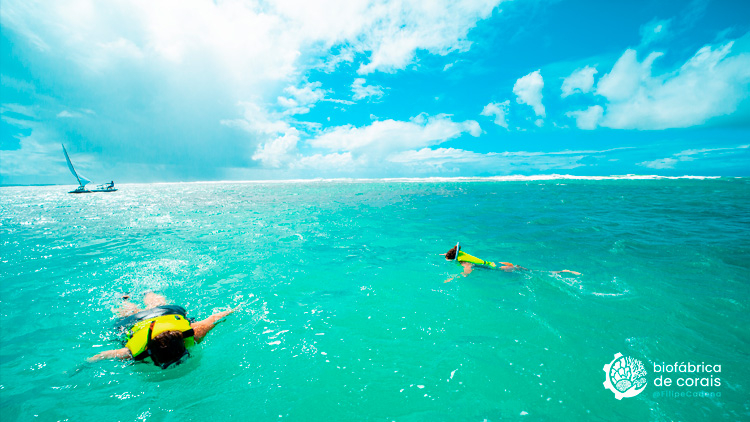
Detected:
[{"left": 3, "top": 174, "right": 741, "bottom": 187}]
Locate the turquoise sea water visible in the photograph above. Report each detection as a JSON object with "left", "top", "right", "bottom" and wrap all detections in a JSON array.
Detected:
[{"left": 1, "top": 178, "right": 749, "bottom": 421}]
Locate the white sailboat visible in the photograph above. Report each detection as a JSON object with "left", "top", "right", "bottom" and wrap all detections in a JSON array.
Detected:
[{"left": 62, "top": 144, "right": 117, "bottom": 194}]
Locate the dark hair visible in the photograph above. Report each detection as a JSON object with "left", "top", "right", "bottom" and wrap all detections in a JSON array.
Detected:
[
  {"left": 445, "top": 245, "right": 459, "bottom": 260},
  {"left": 149, "top": 330, "right": 186, "bottom": 368}
]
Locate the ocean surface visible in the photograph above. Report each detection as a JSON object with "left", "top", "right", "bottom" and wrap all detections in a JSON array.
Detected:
[{"left": 1, "top": 177, "right": 748, "bottom": 421}]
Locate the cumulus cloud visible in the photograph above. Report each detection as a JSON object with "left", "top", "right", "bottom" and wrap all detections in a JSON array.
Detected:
[
  {"left": 251, "top": 130, "right": 301, "bottom": 168},
  {"left": 513, "top": 70, "right": 545, "bottom": 118},
  {"left": 351, "top": 78, "right": 384, "bottom": 101},
  {"left": 595, "top": 41, "right": 750, "bottom": 129},
  {"left": 309, "top": 113, "right": 481, "bottom": 154},
  {"left": 222, "top": 102, "right": 302, "bottom": 168},
  {"left": 225, "top": 110, "right": 481, "bottom": 172},
  {"left": 293, "top": 152, "right": 359, "bottom": 171},
  {"left": 353, "top": 1, "right": 507, "bottom": 74},
  {"left": 596, "top": 50, "right": 663, "bottom": 102},
  {"left": 566, "top": 105, "right": 604, "bottom": 130},
  {"left": 251, "top": 0, "right": 507, "bottom": 75},
  {"left": 277, "top": 82, "right": 327, "bottom": 114},
  {"left": 480, "top": 100, "right": 510, "bottom": 128},
  {"left": 0, "top": 0, "right": 507, "bottom": 181},
  {"left": 561, "top": 66, "right": 598, "bottom": 97}
]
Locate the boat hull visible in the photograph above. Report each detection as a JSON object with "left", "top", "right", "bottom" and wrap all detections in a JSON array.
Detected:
[{"left": 68, "top": 189, "right": 118, "bottom": 194}]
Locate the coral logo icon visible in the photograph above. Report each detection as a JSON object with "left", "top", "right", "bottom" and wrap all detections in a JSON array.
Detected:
[{"left": 603, "top": 353, "right": 648, "bottom": 400}]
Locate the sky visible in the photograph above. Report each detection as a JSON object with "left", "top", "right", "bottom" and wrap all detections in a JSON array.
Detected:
[{"left": 1, "top": 0, "right": 749, "bottom": 184}]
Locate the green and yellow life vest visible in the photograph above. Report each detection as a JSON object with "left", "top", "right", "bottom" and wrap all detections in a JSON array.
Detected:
[
  {"left": 457, "top": 250, "right": 497, "bottom": 268},
  {"left": 125, "top": 314, "right": 195, "bottom": 360}
]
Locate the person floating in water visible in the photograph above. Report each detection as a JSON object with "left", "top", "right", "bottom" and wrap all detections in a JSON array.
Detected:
[
  {"left": 443, "top": 243, "right": 581, "bottom": 282},
  {"left": 88, "top": 292, "right": 238, "bottom": 369}
]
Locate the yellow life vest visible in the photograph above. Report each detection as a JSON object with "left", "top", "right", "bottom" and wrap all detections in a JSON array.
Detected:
[
  {"left": 457, "top": 250, "right": 497, "bottom": 268},
  {"left": 125, "top": 314, "right": 195, "bottom": 360}
]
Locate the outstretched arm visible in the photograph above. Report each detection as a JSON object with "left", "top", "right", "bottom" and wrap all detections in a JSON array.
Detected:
[
  {"left": 551, "top": 269, "right": 581, "bottom": 275},
  {"left": 88, "top": 347, "right": 131, "bottom": 363},
  {"left": 192, "top": 306, "right": 239, "bottom": 343},
  {"left": 444, "top": 262, "right": 474, "bottom": 283}
]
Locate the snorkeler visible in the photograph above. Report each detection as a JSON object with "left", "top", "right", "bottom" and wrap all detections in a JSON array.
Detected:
[
  {"left": 87, "top": 292, "right": 238, "bottom": 369},
  {"left": 443, "top": 242, "right": 580, "bottom": 282}
]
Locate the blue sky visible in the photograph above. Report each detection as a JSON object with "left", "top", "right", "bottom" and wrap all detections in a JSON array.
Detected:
[{"left": 1, "top": 0, "right": 749, "bottom": 184}]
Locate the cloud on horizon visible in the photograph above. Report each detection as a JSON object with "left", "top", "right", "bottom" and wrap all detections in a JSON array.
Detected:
[
  {"left": 2, "top": 0, "right": 749, "bottom": 182},
  {"left": 0, "top": 0, "right": 512, "bottom": 182},
  {"left": 638, "top": 144, "right": 750, "bottom": 169}
]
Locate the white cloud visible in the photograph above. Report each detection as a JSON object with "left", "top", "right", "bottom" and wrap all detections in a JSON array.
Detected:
[
  {"left": 353, "top": 1, "right": 507, "bottom": 74},
  {"left": 596, "top": 50, "right": 663, "bottom": 102},
  {"left": 566, "top": 105, "right": 604, "bottom": 130},
  {"left": 1, "top": 0, "right": 511, "bottom": 182},
  {"left": 222, "top": 102, "right": 302, "bottom": 168},
  {"left": 309, "top": 113, "right": 481, "bottom": 154},
  {"left": 54, "top": 108, "right": 94, "bottom": 119},
  {"left": 595, "top": 41, "right": 750, "bottom": 129},
  {"left": 277, "top": 82, "right": 327, "bottom": 114},
  {"left": 251, "top": 130, "right": 301, "bottom": 168},
  {"left": 388, "top": 147, "right": 489, "bottom": 172},
  {"left": 638, "top": 144, "right": 750, "bottom": 169},
  {"left": 285, "top": 83, "right": 326, "bottom": 105},
  {"left": 513, "top": 70, "right": 545, "bottom": 118},
  {"left": 638, "top": 157, "right": 679, "bottom": 169},
  {"left": 480, "top": 100, "right": 510, "bottom": 128},
  {"left": 0, "top": 0, "right": 507, "bottom": 113},
  {"left": 293, "top": 152, "right": 359, "bottom": 171},
  {"left": 222, "top": 102, "right": 287, "bottom": 136},
  {"left": 389, "top": 147, "right": 487, "bottom": 164},
  {"left": 561, "top": 66, "right": 598, "bottom": 97},
  {"left": 225, "top": 109, "right": 481, "bottom": 171},
  {"left": 351, "top": 78, "right": 384, "bottom": 101}
]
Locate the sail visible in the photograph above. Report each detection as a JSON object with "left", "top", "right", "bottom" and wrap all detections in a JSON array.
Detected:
[{"left": 62, "top": 144, "right": 91, "bottom": 187}]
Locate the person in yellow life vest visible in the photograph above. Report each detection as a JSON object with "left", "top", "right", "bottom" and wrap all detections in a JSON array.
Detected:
[
  {"left": 88, "top": 292, "right": 238, "bottom": 369},
  {"left": 443, "top": 242, "right": 580, "bottom": 282}
]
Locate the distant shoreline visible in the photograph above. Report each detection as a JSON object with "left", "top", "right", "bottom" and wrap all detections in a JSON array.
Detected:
[
  {"left": 0, "top": 183, "right": 61, "bottom": 187},
  {"left": 3, "top": 174, "right": 742, "bottom": 187}
]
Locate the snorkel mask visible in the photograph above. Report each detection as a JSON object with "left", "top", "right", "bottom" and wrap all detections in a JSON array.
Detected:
[
  {"left": 452, "top": 242, "right": 460, "bottom": 261},
  {"left": 150, "top": 348, "right": 189, "bottom": 369}
]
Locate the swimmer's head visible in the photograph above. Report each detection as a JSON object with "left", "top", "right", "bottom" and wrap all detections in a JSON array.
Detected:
[
  {"left": 445, "top": 245, "right": 459, "bottom": 260},
  {"left": 148, "top": 330, "right": 187, "bottom": 369}
]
